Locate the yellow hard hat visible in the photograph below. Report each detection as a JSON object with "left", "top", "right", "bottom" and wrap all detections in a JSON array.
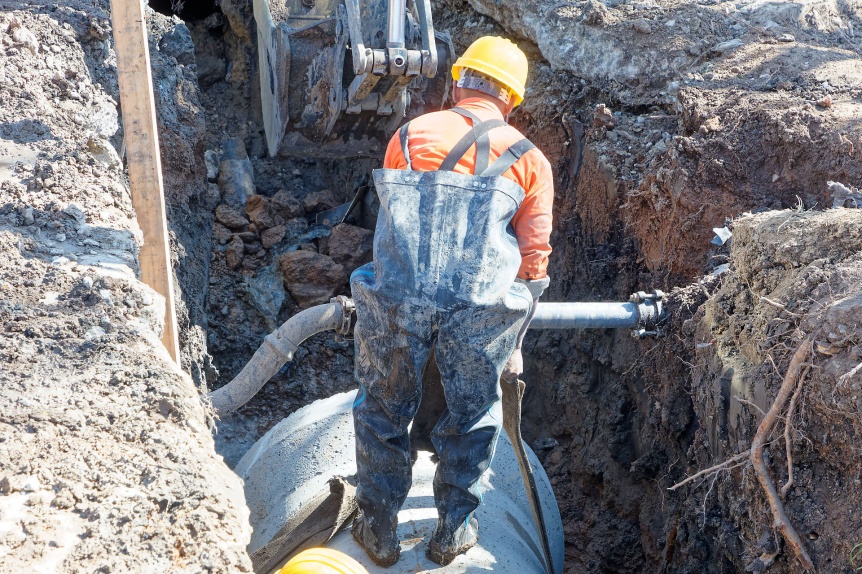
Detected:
[
  {"left": 277, "top": 548, "right": 369, "bottom": 574},
  {"left": 452, "top": 36, "right": 529, "bottom": 106}
]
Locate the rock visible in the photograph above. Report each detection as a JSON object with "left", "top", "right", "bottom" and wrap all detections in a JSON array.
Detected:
[
  {"left": 261, "top": 225, "right": 286, "bottom": 249},
  {"left": 246, "top": 195, "right": 280, "bottom": 229},
  {"left": 85, "top": 326, "right": 106, "bottom": 340},
  {"left": 0, "top": 476, "right": 17, "bottom": 494},
  {"left": 271, "top": 190, "right": 305, "bottom": 220},
  {"left": 225, "top": 236, "right": 244, "bottom": 269},
  {"left": 158, "top": 24, "right": 196, "bottom": 66},
  {"left": 51, "top": 489, "right": 75, "bottom": 509},
  {"left": 87, "top": 137, "right": 121, "bottom": 169},
  {"left": 98, "top": 289, "right": 113, "bottom": 305},
  {"left": 712, "top": 39, "right": 744, "bottom": 55},
  {"left": 235, "top": 231, "right": 258, "bottom": 242},
  {"left": 87, "top": 100, "right": 120, "bottom": 139},
  {"left": 205, "top": 150, "right": 219, "bottom": 182},
  {"left": 632, "top": 18, "right": 651, "bottom": 34},
  {"left": 26, "top": 491, "right": 54, "bottom": 507},
  {"left": 215, "top": 204, "right": 249, "bottom": 229},
  {"left": 12, "top": 27, "right": 38, "bottom": 54},
  {"left": 213, "top": 223, "right": 232, "bottom": 245},
  {"left": 203, "top": 13, "right": 226, "bottom": 30},
  {"left": 279, "top": 250, "right": 347, "bottom": 308},
  {"left": 197, "top": 55, "right": 227, "bottom": 88},
  {"left": 22, "top": 206, "right": 34, "bottom": 226},
  {"left": 327, "top": 223, "right": 373, "bottom": 273},
  {"left": 63, "top": 203, "right": 86, "bottom": 223},
  {"left": 218, "top": 138, "right": 255, "bottom": 209},
  {"left": 593, "top": 103, "right": 615, "bottom": 129},
  {"left": 21, "top": 475, "right": 41, "bottom": 493},
  {"left": 303, "top": 189, "right": 340, "bottom": 214},
  {"left": 581, "top": 0, "right": 609, "bottom": 26},
  {"left": 244, "top": 241, "right": 263, "bottom": 255}
]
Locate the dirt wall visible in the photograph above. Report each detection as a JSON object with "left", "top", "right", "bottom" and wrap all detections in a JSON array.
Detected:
[
  {"left": 0, "top": 3, "right": 251, "bottom": 571},
  {"left": 439, "top": 0, "right": 862, "bottom": 571}
]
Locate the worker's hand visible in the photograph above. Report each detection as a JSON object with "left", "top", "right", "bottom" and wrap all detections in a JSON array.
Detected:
[{"left": 502, "top": 347, "right": 523, "bottom": 383}]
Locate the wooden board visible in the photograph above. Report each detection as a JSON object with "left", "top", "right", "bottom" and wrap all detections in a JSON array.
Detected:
[{"left": 110, "top": 0, "right": 181, "bottom": 364}]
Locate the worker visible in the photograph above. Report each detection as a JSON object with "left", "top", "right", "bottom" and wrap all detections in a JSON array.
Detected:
[
  {"left": 278, "top": 547, "right": 369, "bottom": 574},
  {"left": 349, "top": 36, "right": 553, "bottom": 567}
]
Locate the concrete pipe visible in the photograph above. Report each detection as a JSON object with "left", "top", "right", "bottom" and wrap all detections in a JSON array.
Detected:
[{"left": 235, "top": 391, "right": 565, "bottom": 574}]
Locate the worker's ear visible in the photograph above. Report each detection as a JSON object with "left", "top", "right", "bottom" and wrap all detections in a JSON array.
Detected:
[{"left": 452, "top": 85, "right": 462, "bottom": 103}]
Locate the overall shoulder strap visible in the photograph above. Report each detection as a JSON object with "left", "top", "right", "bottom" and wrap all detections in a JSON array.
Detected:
[
  {"left": 439, "top": 107, "right": 507, "bottom": 174},
  {"left": 398, "top": 122, "right": 412, "bottom": 171},
  {"left": 480, "top": 138, "right": 537, "bottom": 178}
]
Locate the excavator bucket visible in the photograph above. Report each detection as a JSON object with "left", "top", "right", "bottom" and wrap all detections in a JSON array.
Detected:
[{"left": 254, "top": 0, "right": 452, "bottom": 158}]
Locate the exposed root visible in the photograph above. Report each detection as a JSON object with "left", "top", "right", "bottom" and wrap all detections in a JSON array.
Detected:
[
  {"left": 750, "top": 338, "right": 814, "bottom": 570},
  {"left": 781, "top": 363, "right": 810, "bottom": 497},
  {"left": 734, "top": 395, "right": 767, "bottom": 417},
  {"left": 668, "top": 450, "right": 751, "bottom": 491},
  {"left": 670, "top": 339, "right": 815, "bottom": 569},
  {"left": 838, "top": 359, "right": 862, "bottom": 387},
  {"left": 759, "top": 296, "right": 800, "bottom": 317}
]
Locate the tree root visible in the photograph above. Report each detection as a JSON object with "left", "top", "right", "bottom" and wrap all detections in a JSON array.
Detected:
[
  {"left": 781, "top": 362, "right": 809, "bottom": 497},
  {"left": 668, "top": 338, "right": 815, "bottom": 570},
  {"left": 668, "top": 450, "right": 751, "bottom": 492},
  {"left": 750, "top": 338, "right": 814, "bottom": 570}
]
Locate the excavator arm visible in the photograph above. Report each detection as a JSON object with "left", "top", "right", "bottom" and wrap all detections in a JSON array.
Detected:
[{"left": 254, "top": 0, "right": 451, "bottom": 158}]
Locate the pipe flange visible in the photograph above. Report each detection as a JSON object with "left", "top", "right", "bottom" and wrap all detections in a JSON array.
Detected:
[
  {"left": 332, "top": 295, "right": 356, "bottom": 340},
  {"left": 630, "top": 289, "right": 666, "bottom": 338}
]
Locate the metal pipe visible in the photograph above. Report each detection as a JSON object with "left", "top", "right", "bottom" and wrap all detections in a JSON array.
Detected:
[
  {"left": 207, "top": 302, "right": 344, "bottom": 415},
  {"left": 530, "top": 302, "right": 640, "bottom": 330},
  {"left": 387, "top": 0, "right": 406, "bottom": 48}
]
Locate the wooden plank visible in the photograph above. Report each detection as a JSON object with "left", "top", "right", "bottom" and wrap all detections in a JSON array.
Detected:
[{"left": 110, "top": 0, "right": 181, "bottom": 364}]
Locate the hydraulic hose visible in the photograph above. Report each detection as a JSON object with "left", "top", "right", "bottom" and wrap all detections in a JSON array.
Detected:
[
  {"left": 208, "top": 302, "right": 344, "bottom": 415},
  {"left": 207, "top": 291, "right": 664, "bottom": 415}
]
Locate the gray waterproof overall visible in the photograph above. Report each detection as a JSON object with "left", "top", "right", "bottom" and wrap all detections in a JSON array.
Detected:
[{"left": 350, "top": 108, "right": 536, "bottom": 554}]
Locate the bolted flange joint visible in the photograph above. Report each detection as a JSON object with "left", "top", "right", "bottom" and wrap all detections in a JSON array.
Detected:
[
  {"left": 332, "top": 295, "right": 356, "bottom": 342},
  {"left": 630, "top": 290, "right": 666, "bottom": 338}
]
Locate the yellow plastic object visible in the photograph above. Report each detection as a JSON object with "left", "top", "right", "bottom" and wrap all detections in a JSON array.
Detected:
[
  {"left": 277, "top": 548, "right": 369, "bottom": 574},
  {"left": 452, "top": 36, "right": 529, "bottom": 106}
]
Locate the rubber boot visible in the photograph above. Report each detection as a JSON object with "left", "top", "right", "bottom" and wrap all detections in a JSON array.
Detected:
[
  {"left": 352, "top": 511, "right": 400, "bottom": 567},
  {"left": 426, "top": 515, "right": 479, "bottom": 566}
]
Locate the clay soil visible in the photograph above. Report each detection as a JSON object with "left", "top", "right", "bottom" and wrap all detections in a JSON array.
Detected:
[{"left": 2, "top": 0, "right": 862, "bottom": 572}]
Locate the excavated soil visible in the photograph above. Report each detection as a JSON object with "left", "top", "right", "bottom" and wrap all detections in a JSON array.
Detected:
[
  {"left": 0, "top": 2, "right": 251, "bottom": 571},
  {"left": 2, "top": 0, "right": 862, "bottom": 572}
]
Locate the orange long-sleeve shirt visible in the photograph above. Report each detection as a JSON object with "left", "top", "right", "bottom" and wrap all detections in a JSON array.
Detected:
[{"left": 383, "top": 97, "right": 553, "bottom": 280}]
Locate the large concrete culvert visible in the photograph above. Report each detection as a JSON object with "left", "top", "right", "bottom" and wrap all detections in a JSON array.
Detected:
[{"left": 235, "top": 391, "right": 565, "bottom": 574}]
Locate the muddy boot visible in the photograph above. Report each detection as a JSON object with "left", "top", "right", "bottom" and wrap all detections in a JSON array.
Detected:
[
  {"left": 426, "top": 515, "right": 479, "bottom": 566},
  {"left": 352, "top": 511, "right": 400, "bottom": 567}
]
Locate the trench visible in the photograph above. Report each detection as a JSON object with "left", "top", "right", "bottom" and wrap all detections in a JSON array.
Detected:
[{"left": 157, "top": 1, "right": 694, "bottom": 572}]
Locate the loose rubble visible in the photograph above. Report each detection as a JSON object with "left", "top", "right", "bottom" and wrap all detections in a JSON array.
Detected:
[{"left": 0, "top": 3, "right": 252, "bottom": 572}]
